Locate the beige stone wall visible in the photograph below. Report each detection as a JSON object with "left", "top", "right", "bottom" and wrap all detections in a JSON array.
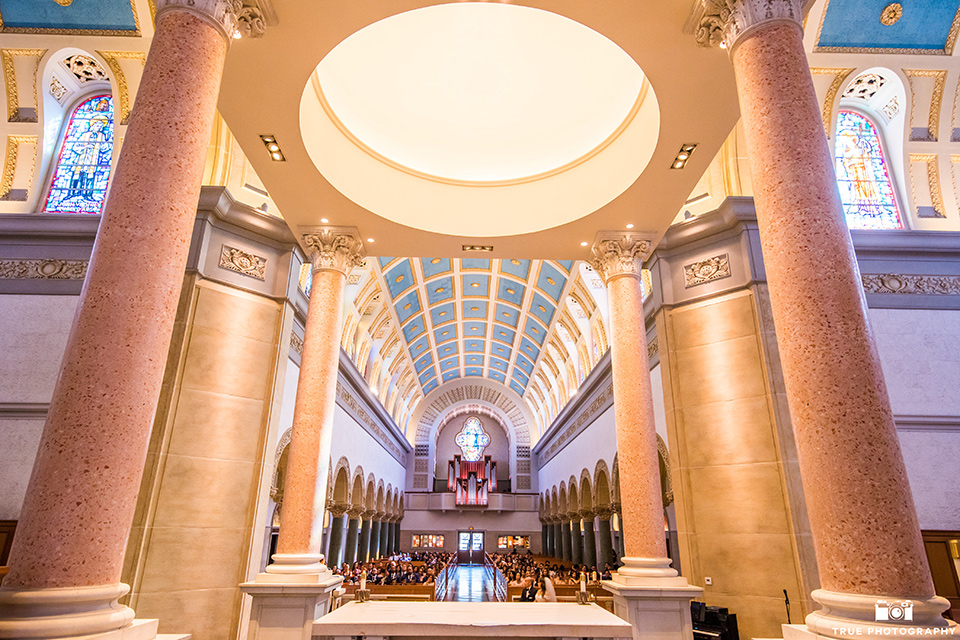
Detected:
[
  {"left": 123, "top": 277, "right": 287, "bottom": 640},
  {"left": 658, "top": 287, "right": 818, "bottom": 640}
]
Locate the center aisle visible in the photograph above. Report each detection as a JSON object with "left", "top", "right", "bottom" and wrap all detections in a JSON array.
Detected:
[{"left": 447, "top": 565, "right": 495, "bottom": 602}]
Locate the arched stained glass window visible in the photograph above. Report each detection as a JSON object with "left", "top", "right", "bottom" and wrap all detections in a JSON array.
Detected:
[
  {"left": 834, "top": 110, "right": 903, "bottom": 230},
  {"left": 44, "top": 95, "right": 114, "bottom": 215}
]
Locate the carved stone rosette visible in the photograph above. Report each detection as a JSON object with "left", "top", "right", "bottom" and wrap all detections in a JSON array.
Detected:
[
  {"left": 693, "top": 0, "right": 802, "bottom": 52},
  {"left": 155, "top": 0, "right": 243, "bottom": 42},
  {"left": 301, "top": 228, "right": 365, "bottom": 276},
  {"left": 589, "top": 233, "right": 653, "bottom": 284}
]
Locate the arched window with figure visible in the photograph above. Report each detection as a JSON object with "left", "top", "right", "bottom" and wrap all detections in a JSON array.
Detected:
[
  {"left": 834, "top": 109, "right": 903, "bottom": 230},
  {"left": 43, "top": 94, "right": 114, "bottom": 214}
]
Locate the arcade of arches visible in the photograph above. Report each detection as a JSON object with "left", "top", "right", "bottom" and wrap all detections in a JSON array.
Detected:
[{"left": 0, "top": 2, "right": 959, "bottom": 640}]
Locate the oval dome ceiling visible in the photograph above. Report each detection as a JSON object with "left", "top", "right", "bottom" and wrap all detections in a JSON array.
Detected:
[{"left": 300, "top": 2, "right": 660, "bottom": 237}]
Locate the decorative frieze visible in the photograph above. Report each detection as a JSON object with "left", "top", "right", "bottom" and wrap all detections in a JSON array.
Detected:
[
  {"left": 539, "top": 382, "right": 614, "bottom": 465},
  {"left": 683, "top": 253, "right": 731, "bottom": 288},
  {"left": 218, "top": 244, "right": 266, "bottom": 280},
  {"left": 647, "top": 335, "right": 659, "bottom": 360},
  {"left": 861, "top": 273, "right": 960, "bottom": 295},
  {"left": 0, "top": 258, "right": 87, "bottom": 280},
  {"left": 290, "top": 332, "right": 303, "bottom": 356},
  {"left": 336, "top": 380, "right": 407, "bottom": 464}
]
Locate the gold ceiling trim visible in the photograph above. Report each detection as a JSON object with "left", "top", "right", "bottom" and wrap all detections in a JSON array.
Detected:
[
  {"left": 908, "top": 153, "right": 945, "bottom": 220},
  {"left": 311, "top": 71, "right": 649, "bottom": 189},
  {"left": 904, "top": 69, "right": 947, "bottom": 142},
  {"left": 811, "top": 67, "right": 855, "bottom": 137},
  {"left": 0, "top": 0, "right": 141, "bottom": 36},
  {"left": 96, "top": 51, "right": 146, "bottom": 125},
  {"left": 813, "top": 0, "right": 960, "bottom": 56}
]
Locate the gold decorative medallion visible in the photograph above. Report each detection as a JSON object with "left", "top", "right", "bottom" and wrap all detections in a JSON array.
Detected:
[
  {"left": 880, "top": 3, "right": 902, "bottom": 26},
  {"left": 53, "top": 0, "right": 74, "bottom": 6}
]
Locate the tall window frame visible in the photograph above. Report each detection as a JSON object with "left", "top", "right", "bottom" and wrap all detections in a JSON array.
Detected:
[
  {"left": 42, "top": 93, "right": 115, "bottom": 215},
  {"left": 833, "top": 108, "right": 904, "bottom": 230}
]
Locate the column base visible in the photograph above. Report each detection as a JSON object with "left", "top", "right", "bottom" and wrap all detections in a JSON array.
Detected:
[
  {"left": 240, "top": 568, "right": 343, "bottom": 640},
  {"left": 602, "top": 558, "right": 702, "bottom": 640},
  {"left": 262, "top": 553, "right": 331, "bottom": 582},
  {"left": 0, "top": 583, "right": 189, "bottom": 640},
  {"left": 793, "top": 590, "right": 958, "bottom": 640}
]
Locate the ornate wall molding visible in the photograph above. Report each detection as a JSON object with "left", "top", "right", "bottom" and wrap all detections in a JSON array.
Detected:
[
  {"left": 95, "top": 51, "right": 146, "bottom": 126},
  {"left": 590, "top": 233, "right": 653, "bottom": 283},
  {"left": 647, "top": 335, "right": 659, "bottom": 360},
  {"left": 810, "top": 68, "right": 855, "bottom": 136},
  {"left": 335, "top": 379, "right": 407, "bottom": 465},
  {"left": 539, "top": 382, "right": 614, "bottom": 466},
  {"left": 301, "top": 228, "right": 365, "bottom": 276},
  {"left": 692, "top": 0, "right": 802, "bottom": 52},
  {"left": 908, "top": 154, "right": 946, "bottom": 219},
  {"left": 289, "top": 332, "right": 303, "bottom": 356},
  {"left": 683, "top": 253, "right": 732, "bottom": 288},
  {"left": 2, "top": 49, "right": 46, "bottom": 122},
  {"left": 0, "top": 258, "right": 87, "bottom": 280},
  {"left": 218, "top": 244, "right": 266, "bottom": 280},
  {"left": 861, "top": 273, "right": 960, "bottom": 295},
  {"left": 905, "top": 70, "right": 947, "bottom": 142},
  {"left": 1, "top": 135, "right": 37, "bottom": 201}
]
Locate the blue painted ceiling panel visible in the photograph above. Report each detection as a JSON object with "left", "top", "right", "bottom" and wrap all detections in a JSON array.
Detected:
[
  {"left": 492, "top": 324, "right": 516, "bottom": 345},
  {"left": 0, "top": 0, "right": 138, "bottom": 32},
  {"left": 429, "top": 302, "right": 456, "bottom": 326},
  {"left": 395, "top": 290, "right": 421, "bottom": 324},
  {"left": 818, "top": 0, "right": 960, "bottom": 50},
  {"left": 434, "top": 324, "right": 457, "bottom": 344},
  {"left": 385, "top": 259, "right": 415, "bottom": 298},
  {"left": 462, "top": 300, "right": 488, "bottom": 319},
  {"left": 426, "top": 276, "right": 454, "bottom": 306},
  {"left": 499, "top": 258, "right": 531, "bottom": 280},
  {"left": 421, "top": 257, "right": 452, "bottom": 279},
  {"left": 523, "top": 317, "right": 547, "bottom": 346}
]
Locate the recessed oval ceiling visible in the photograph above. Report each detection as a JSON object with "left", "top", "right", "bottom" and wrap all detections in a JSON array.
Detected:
[{"left": 300, "top": 2, "right": 660, "bottom": 237}]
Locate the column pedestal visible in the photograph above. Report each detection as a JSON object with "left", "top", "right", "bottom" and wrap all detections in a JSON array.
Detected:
[
  {"left": 241, "top": 571, "right": 342, "bottom": 640},
  {"left": 603, "top": 575, "right": 702, "bottom": 640}
]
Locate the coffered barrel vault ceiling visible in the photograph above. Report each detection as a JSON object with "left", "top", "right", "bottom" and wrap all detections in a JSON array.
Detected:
[
  {"left": 375, "top": 257, "right": 573, "bottom": 398},
  {"left": 816, "top": 0, "right": 960, "bottom": 53}
]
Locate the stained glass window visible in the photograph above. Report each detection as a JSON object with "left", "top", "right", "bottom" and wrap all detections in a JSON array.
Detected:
[
  {"left": 44, "top": 95, "right": 114, "bottom": 215},
  {"left": 834, "top": 110, "right": 903, "bottom": 230},
  {"left": 299, "top": 262, "right": 313, "bottom": 296},
  {"left": 455, "top": 417, "right": 490, "bottom": 462}
]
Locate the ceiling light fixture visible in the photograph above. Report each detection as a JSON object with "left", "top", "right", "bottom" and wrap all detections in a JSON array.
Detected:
[
  {"left": 367, "top": 238, "right": 375, "bottom": 243},
  {"left": 580, "top": 241, "right": 588, "bottom": 247},
  {"left": 670, "top": 143, "right": 698, "bottom": 170},
  {"left": 260, "top": 135, "right": 285, "bottom": 161},
  {"left": 320, "top": 218, "right": 329, "bottom": 223},
  {"left": 626, "top": 223, "right": 635, "bottom": 229},
  {"left": 462, "top": 245, "right": 494, "bottom": 252}
]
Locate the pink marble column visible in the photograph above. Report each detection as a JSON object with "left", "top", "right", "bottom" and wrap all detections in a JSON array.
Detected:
[
  {"left": 591, "top": 236, "right": 685, "bottom": 585},
  {"left": 0, "top": 3, "right": 238, "bottom": 637},
  {"left": 269, "top": 229, "right": 363, "bottom": 575},
  {"left": 694, "top": 0, "right": 954, "bottom": 635}
]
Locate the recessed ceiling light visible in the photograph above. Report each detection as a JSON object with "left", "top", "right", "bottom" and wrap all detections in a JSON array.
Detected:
[
  {"left": 367, "top": 238, "right": 375, "bottom": 243},
  {"left": 471, "top": 282, "right": 479, "bottom": 287},
  {"left": 320, "top": 218, "right": 329, "bottom": 223},
  {"left": 580, "top": 241, "right": 588, "bottom": 247},
  {"left": 626, "top": 223, "right": 634, "bottom": 229},
  {"left": 260, "top": 134, "right": 285, "bottom": 161}
]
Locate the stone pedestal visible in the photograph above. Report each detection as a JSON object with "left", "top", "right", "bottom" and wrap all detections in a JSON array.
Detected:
[
  {"left": 241, "top": 570, "right": 343, "bottom": 640},
  {"left": 603, "top": 575, "right": 702, "bottom": 640}
]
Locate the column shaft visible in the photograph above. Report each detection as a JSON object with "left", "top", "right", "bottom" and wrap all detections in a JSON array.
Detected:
[
  {"left": 583, "top": 517, "right": 597, "bottom": 569},
  {"left": 570, "top": 520, "right": 583, "bottom": 565},
  {"left": 379, "top": 518, "right": 390, "bottom": 557},
  {"left": 597, "top": 518, "right": 614, "bottom": 568},
  {"left": 541, "top": 524, "right": 549, "bottom": 556},
  {"left": 553, "top": 523, "right": 562, "bottom": 559},
  {"left": 1, "top": 8, "right": 227, "bottom": 594},
  {"left": 561, "top": 520, "right": 573, "bottom": 562},
  {"left": 343, "top": 517, "right": 360, "bottom": 566},
  {"left": 276, "top": 265, "right": 347, "bottom": 558},
  {"left": 731, "top": 21, "right": 932, "bottom": 599},
  {"left": 326, "top": 513, "right": 346, "bottom": 568},
  {"left": 370, "top": 519, "right": 381, "bottom": 560},
  {"left": 605, "top": 273, "right": 666, "bottom": 560},
  {"left": 393, "top": 521, "right": 401, "bottom": 553},
  {"left": 358, "top": 518, "right": 372, "bottom": 563}
]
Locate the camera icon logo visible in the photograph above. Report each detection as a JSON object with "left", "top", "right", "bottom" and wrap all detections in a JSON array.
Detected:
[{"left": 875, "top": 600, "right": 914, "bottom": 622}]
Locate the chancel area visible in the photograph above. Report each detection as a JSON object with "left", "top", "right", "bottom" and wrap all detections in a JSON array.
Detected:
[{"left": 0, "top": 1, "right": 959, "bottom": 640}]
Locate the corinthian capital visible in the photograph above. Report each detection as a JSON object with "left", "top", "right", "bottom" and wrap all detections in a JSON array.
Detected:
[
  {"left": 691, "top": 0, "right": 802, "bottom": 52},
  {"left": 590, "top": 232, "right": 653, "bottom": 284},
  {"left": 156, "top": 0, "right": 242, "bottom": 41},
  {"left": 301, "top": 227, "right": 365, "bottom": 277}
]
